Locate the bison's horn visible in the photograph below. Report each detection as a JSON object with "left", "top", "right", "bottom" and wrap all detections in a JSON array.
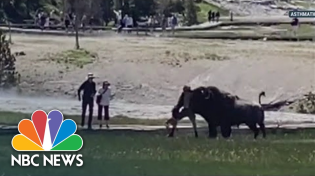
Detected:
[{"left": 204, "top": 89, "right": 211, "bottom": 99}]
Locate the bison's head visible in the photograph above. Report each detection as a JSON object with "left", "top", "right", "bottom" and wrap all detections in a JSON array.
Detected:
[{"left": 194, "top": 87, "right": 214, "bottom": 100}]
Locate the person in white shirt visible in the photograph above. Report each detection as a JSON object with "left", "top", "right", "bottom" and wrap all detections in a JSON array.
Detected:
[
  {"left": 113, "top": 10, "right": 122, "bottom": 26},
  {"left": 128, "top": 16, "right": 134, "bottom": 27},
  {"left": 96, "top": 81, "right": 112, "bottom": 128},
  {"left": 123, "top": 14, "right": 129, "bottom": 26}
]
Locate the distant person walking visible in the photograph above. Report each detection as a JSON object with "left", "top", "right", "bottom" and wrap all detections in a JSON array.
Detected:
[
  {"left": 35, "top": 10, "right": 41, "bottom": 26},
  {"left": 162, "top": 14, "right": 167, "bottom": 34},
  {"left": 96, "top": 81, "right": 112, "bottom": 129},
  {"left": 171, "top": 14, "right": 178, "bottom": 35},
  {"left": 148, "top": 16, "right": 154, "bottom": 33},
  {"left": 78, "top": 73, "right": 97, "bottom": 130},
  {"left": 64, "top": 14, "right": 71, "bottom": 32},
  {"left": 211, "top": 12, "right": 216, "bottom": 22},
  {"left": 45, "top": 12, "right": 50, "bottom": 28},
  {"left": 126, "top": 15, "right": 134, "bottom": 33},
  {"left": 215, "top": 12, "right": 220, "bottom": 22},
  {"left": 122, "top": 14, "right": 129, "bottom": 33},
  {"left": 113, "top": 10, "right": 123, "bottom": 33},
  {"left": 291, "top": 17, "right": 299, "bottom": 37},
  {"left": 39, "top": 12, "right": 46, "bottom": 31},
  {"left": 69, "top": 12, "right": 75, "bottom": 31},
  {"left": 88, "top": 16, "right": 94, "bottom": 33},
  {"left": 81, "top": 14, "right": 87, "bottom": 32},
  {"left": 208, "top": 10, "right": 212, "bottom": 22},
  {"left": 114, "top": 10, "right": 122, "bottom": 26}
]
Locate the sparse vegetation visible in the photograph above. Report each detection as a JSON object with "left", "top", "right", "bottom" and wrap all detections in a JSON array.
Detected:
[
  {"left": 296, "top": 92, "right": 315, "bottom": 114},
  {"left": 204, "top": 53, "right": 229, "bottom": 61},
  {"left": 47, "top": 48, "right": 97, "bottom": 68},
  {"left": 0, "top": 30, "right": 20, "bottom": 88},
  {"left": 163, "top": 49, "right": 229, "bottom": 68}
]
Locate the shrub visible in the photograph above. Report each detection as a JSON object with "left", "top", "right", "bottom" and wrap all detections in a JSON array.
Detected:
[{"left": 0, "top": 30, "right": 20, "bottom": 88}]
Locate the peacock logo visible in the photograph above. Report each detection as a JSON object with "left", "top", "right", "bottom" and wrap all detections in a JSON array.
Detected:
[{"left": 11, "top": 110, "right": 83, "bottom": 151}]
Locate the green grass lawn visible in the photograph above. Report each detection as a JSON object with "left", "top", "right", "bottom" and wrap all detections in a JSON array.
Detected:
[
  {"left": 0, "top": 111, "right": 170, "bottom": 126},
  {"left": 172, "top": 26, "right": 315, "bottom": 40},
  {"left": 1, "top": 129, "right": 315, "bottom": 175},
  {"left": 196, "top": 1, "right": 229, "bottom": 23},
  {"left": 292, "top": 1, "right": 315, "bottom": 9},
  {"left": 275, "top": 24, "right": 315, "bottom": 36}
]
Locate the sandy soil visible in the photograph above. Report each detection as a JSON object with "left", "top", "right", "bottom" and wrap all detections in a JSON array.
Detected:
[{"left": 2, "top": 33, "right": 314, "bottom": 120}]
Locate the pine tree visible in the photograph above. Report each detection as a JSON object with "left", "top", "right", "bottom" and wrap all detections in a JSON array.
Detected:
[
  {"left": 184, "top": 0, "right": 198, "bottom": 26},
  {"left": 0, "top": 30, "right": 19, "bottom": 88}
]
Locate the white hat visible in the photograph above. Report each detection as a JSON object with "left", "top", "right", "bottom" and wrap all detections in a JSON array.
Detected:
[{"left": 87, "top": 73, "right": 95, "bottom": 79}]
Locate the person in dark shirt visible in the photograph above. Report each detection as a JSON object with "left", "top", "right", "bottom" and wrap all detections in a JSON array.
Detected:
[
  {"left": 211, "top": 12, "right": 216, "bottom": 22},
  {"left": 291, "top": 18, "right": 299, "bottom": 37},
  {"left": 215, "top": 12, "right": 220, "bottom": 22},
  {"left": 208, "top": 10, "right": 212, "bottom": 22},
  {"left": 40, "top": 12, "right": 46, "bottom": 31},
  {"left": 78, "top": 73, "right": 97, "bottom": 129},
  {"left": 65, "top": 14, "right": 70, "bottom": 32}
]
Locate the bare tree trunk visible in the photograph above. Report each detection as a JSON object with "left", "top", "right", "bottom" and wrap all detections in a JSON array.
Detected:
[
  {"left": 75, "top": 16, "right": 80, "bottom": 49},
  {"left": 67, "top": 0, "right": 90, "bottom": 49},
  {"left": 75, "top": 30, "right": 80, "bottom": 49}
]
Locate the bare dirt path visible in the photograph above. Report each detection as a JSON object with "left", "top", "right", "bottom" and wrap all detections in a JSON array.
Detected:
[{"left": 2, "top": 33, "right": 314, "bottom": 121}]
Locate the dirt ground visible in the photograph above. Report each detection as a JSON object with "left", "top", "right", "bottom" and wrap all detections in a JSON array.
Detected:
[{"left": 10, "top": 33, "right": 314, "bottom": 106}]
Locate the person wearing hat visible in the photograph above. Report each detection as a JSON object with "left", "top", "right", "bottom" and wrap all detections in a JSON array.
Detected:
[
  {"left": 96, "top": 81, "right": 112, "bottom": 128},
  {"left": 78, "top": 73, "right": 97, "bottom": 129}
]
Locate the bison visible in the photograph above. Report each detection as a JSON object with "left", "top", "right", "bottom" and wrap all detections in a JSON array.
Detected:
[{"left": 168, "top": 86, "right": 267, "bottom": 139}]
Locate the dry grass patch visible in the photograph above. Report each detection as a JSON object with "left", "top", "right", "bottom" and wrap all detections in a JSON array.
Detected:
[{"left": 43, "top": 48, "right": 98, "bottom": 68}]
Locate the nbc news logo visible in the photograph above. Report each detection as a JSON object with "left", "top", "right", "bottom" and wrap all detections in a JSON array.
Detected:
[{"left": 11, "top": 110, "right": 83, "bottom": 167}]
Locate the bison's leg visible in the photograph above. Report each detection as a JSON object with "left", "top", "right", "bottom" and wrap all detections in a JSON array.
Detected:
[
  {"left": 221, "top": 125, "right": 232, "bottom": 139},
  {"left": 168, "top": 126, "right": 176, "bottom": 137},
  {"left": 167, "top": 119, "right": 177, "bottom": 137},
  {"left": 246, "top": 123, "right": 259, "bottom": 139},
  {"left": 190, "top": 115, "right": 198, "bottom": 138},
  {"left": 179, "top": 108, "right": 198, "bottom": 138},
  {"left": 208, "top": 124, "right": 217, "bottom": 138},
  {"left": 258, "top": 123, "right": 266, "bottom": 138}
]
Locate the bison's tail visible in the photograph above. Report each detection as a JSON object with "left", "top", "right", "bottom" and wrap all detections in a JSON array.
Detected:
[{"left": 258, "top": 91, "right": 266, "bottom": 105}]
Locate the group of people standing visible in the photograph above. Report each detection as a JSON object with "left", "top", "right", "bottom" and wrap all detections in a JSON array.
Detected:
[
  {"left": 114, "top": 10, "right": 135, "bottom": 33},
  {"left": 36, "top": 10, "right": 53, "bottom": 30},
  {"left": 63, "top": 12, "right": 75, "bottom": 32},
  {"left": 77, "top": 73, "right": 112, "bottom": 130},
  {"left": 36, "top": 9, "right": 95, "bottom": 33},
  {"left": 147, "top": 14, "right": 178, "bottom": 34},
  {"left": 36, "top": 10, "right": 75, "bottom": 32},
  {"left": 208, "top": 10, "right": 220, "bottom": 23}
]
